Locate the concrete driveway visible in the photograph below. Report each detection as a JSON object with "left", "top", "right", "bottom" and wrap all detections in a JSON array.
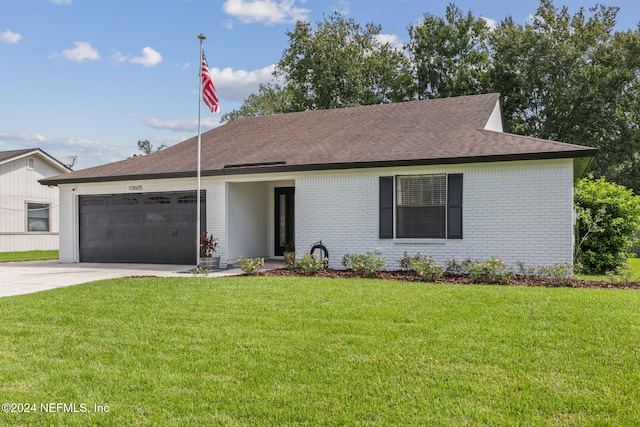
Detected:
[{"left": 0, "top": 261, "right": 246, "bottom": 297}]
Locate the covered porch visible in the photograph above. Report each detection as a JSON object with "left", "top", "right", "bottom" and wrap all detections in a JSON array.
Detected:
[{"left": 225, "top": 180, "right": 295, "bottom": 265}]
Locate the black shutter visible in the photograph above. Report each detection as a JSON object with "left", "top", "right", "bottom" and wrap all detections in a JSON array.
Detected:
[
  {"left": 379, "top": 176, "right": 394, "bottom": 239},
  {"left": 447, "top": 174, "right": 463, "bottom": 239}
]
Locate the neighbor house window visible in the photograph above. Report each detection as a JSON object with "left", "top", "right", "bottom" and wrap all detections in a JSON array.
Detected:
[
  {"left": 27, "top": 203, "right": 50, "bottom": 231},
  {"left": 379, "top": 174, "right": 463, "bottom": 240},
  {"left": 27, "top": 158, "right": 35, "bottom": 170}
]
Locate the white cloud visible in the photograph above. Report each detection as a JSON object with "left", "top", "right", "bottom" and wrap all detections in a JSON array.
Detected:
[
  {"left": 47, "top": 137, "right": 134, "bottom": 168},
  {"left": 61, "top": 41, "right": 100, "bottom": 62},
  {"left": 0, "top": 130, "right": 130, "bottom": 169},
  {"left": 129, "top": 47, "right": 163, "bottom": 67},
  {"left": 0, "top": 131, "right": 46, "bottom": 145},
  {"left": 375, "top": 33, "right": 405, "bottom": 50},
  {"left": 0, "top": 30, "right": 22, "bottom": 44},
  {"left": 110, "top": 50, "right": 128, "bottom": 64},
  {"left": 49, "top": 0, "right": 72, "bottom": 4},
  {"left": 333, "top": 0, "right": 350, "bottom": 15},
  {"left": 177, "top": 62, "right": 190, "bottom": 71},
  {"left": 482, "top": 16, "right": 498, "bottom": 31},
  {"left": 143, "top": 117, "right": 221, "bottom": 133},
  {"left": 223, "top": 0, "right": 311, "bottom": 25},
  {"left": 210, "top": 64, "right": 277, "bottom": 102}
]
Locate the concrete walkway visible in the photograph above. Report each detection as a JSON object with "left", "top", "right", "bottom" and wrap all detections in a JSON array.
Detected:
[{"left": 0, "top": 260, "right": 282, "bottom": 297}]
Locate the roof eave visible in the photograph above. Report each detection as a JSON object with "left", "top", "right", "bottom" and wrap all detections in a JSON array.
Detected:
[{"left": 40, "top": 149, "right": 598, "bottom": 186}]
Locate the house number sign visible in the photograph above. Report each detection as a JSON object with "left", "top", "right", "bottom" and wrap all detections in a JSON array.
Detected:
[{"left": 129, "top": 185, "right": 143, "bottom": 191}]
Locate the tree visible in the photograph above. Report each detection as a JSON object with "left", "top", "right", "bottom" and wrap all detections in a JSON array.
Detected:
[
  {"left": 277, "top": 12, "right": 414, "bottom": 111},
  {"left": 489, "top": 1, "right": 640, "bottom": 191},
  {"left": 221, "top": 83, "right": 290, "bottom": 123},
  {"left": 223, "top": 1, "right": 640, "bottom": 194},
  {"left": 130, "top": 140, "right": 166, "bottom": 158},
  {"left": 408, "top": 3, "right": 491, "bottom": 99},
  {"left": 574, "top": 176, "right": 640, "bottom": 274},
  {"left": 224, "top": 12, "right": 414, "bottom": 121}
]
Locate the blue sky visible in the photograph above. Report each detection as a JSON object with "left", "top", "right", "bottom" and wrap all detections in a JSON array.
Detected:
[{"left": 1, "top": 0, "right": 639, "bottom": 169}]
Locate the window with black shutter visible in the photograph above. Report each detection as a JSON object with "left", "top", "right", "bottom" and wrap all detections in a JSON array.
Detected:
[
  {"left": 447, "top": 174, "right": 463, "bottom": 239},
  {"left": 378, "top": 173, "right": 463, "bottom": 239},
  {"left": 397, "top": 175, "right": 446, "bottom": 238},
  {"left": 379, "top": 176, "right": 394, "bottom": 238}
]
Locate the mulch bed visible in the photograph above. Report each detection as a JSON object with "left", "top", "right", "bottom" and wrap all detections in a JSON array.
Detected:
[{"left": 260, "top": 268, "right": 640, "bottom": 290}]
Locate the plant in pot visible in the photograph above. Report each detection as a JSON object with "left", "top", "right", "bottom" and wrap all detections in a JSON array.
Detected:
[
  {"left": 283, "top": 241, "right": 295, "bottom": 266},
  {"left": 200, "top": 232, "right": 220, "bottom": 269}
]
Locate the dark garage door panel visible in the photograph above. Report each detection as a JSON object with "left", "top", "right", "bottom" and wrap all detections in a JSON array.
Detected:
[{"left": 79, "top": 192, "right": 205, "bottom": 264}]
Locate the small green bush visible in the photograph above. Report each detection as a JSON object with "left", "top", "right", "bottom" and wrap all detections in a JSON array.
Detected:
[
  {"left": 399, "top": 252, "right": 444, "bottom": 281},
  {"left": 516, "top": 262, "right": 574, "bottom": 287},
  {"left": 445, "top": 258, "right": 473, "bottom": 276},
  {"left": 236, "top": 256, "right": 265, "bottom": 275},
  {"left": 606, "top": 262, "right": 640, "bottom": 286},
  {"left": 575, "top": 176, "right": 640, "bottom": 274},
  {"left": 342, "top": 252, "right": 385, "bottom": 278},
  {"left": 467, "top": 257, "right": 514, "bottom": 284},
  {"left": 297, "top": 254, "right": 328, "bottom": 275}
]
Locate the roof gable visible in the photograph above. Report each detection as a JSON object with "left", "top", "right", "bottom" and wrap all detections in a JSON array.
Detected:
[
  {"left": 41, "top": 93, "right": 597, "bottom": 185},
  {"left": 0, "top": 148, "right": 72, "bottom": 173}
]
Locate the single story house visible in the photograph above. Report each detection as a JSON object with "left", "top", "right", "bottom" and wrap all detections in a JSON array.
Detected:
[
  {"left": 1, "top": 148, "right": 72, "bottom": 252},
  {"left": 41, "top": 93, "right": 597, "bottom": 269}
]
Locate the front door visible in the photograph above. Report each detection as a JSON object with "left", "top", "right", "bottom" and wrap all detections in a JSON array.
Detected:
[{"left": 274, "top": 187, "right": 295, "bottom": 256}]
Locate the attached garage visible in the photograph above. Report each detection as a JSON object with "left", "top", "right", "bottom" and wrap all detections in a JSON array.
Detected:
[{"left": 79, "top": 191, "right": 205, "bottom": 264}]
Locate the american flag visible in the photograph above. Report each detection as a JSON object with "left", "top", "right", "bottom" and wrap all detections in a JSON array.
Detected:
[{"left": 201, "top": 52, "right": 220, "bottom": 113}]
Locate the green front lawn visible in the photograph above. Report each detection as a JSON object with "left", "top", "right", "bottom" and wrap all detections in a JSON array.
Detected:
[
  {"left": 1, "top": 276, "right": 639, "bottom": 426},
  {"left": 577, "top": 257, "right": 640, "bottom": 282},
  {"left": 0, "top": 250, "right": 58, "bottom": 263}
]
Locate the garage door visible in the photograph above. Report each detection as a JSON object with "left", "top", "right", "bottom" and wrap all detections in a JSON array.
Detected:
[{"left": 79, "top": 192, "right": 205, "bottom": 264}]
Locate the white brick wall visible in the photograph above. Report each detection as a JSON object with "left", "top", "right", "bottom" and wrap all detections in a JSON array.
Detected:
[
  {"left": 295, "top": 159, "right": 575, "bottom": 270},
  {"left": 58, "top": 186, "right": 75, "bottom": 262},
  {"left": 56, "top": 159, "right": 575, "bottom": 270}
]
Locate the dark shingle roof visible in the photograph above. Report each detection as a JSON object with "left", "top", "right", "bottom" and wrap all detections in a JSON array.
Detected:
[
  {"left": 0, "top": 149, "right": 37, "bottom": 163},
  {"left": 0, "top": 148, "right": 72, "bottom": 172},
  {"left": 41, "top": 93, "right": 597, "bottom": 185}
]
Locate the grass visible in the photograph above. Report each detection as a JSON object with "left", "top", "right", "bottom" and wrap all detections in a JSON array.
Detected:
[
  {"left": 577, "top": 257, "right": 640, "bottom": 282},
  {"left": 0, "top": 276, "right": 639, "bottom": 426},
  {"left": 0, "top": 250, "right": 58, "bottom": 263}
]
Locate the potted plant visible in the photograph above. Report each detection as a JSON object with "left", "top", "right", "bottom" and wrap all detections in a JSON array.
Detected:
[
  {"left": 283, "top": 241, "right": 295, "bottom": 266},
  {"left": 200, "top": 232, "right": 220, "bottom": 269}
]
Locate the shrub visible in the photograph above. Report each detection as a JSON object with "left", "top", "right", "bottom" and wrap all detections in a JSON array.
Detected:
[
  {"left": 467, "top": 257, "right": 514, "bottom": 284},
  {"left": 342, "top": 252, "right": 385, "bottom": 278},
  {"left": 296, "top": 253, "right": 328, "bottom": 275},
  {"left": 606, "top": 262, "right": 640, "bottom": 286},
  {"left": 445, "top": 258, "right": 473, "bottom": 276},
  {"left": 399, "top": 252, "right": 443, "bottom": 282},
  {"left": 236, "top": 256, "right": 265, "bottom": 275},
  {"left": 575, "top": 176, "right": 640, "bottom": 274},
  {"left": 516, "top": 261, "right": 574, "bottom": 287},
  {"left": 191, "top": 267, "right": 210, "bottom": 278}
]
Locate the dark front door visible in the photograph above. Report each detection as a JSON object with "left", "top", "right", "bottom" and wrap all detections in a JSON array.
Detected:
[{"left": 274, "top": 187, "right": 295, "bottom": 256}]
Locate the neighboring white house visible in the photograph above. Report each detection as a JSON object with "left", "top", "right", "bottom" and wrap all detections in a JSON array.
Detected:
[
  {"left": 41, "top": 94, "right": 597, "bottom": 269},
  {"left": 1, "top": 149, "right": 72, "bottom": 252}
]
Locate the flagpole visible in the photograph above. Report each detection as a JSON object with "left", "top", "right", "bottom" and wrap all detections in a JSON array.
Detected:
[{"left": 196, "top": 34, "right": 205, "bottom": 268}]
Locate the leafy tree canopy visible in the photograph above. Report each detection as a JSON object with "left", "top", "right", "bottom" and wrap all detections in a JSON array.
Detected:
[
  {"left": 222, "top": 12, "right": 414, "bottom": 122},
  {"left": 408, "top": 3, "right": 491, "bottom": 99},
  {"left": 489, "top": 0, "right": 640, "bottom": 190},
  {"left": 130, "top": 140, "right": 166, "bottom": 158},
  {"left": 223, "top": 1, "right": 640, "bottom": 192}
]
